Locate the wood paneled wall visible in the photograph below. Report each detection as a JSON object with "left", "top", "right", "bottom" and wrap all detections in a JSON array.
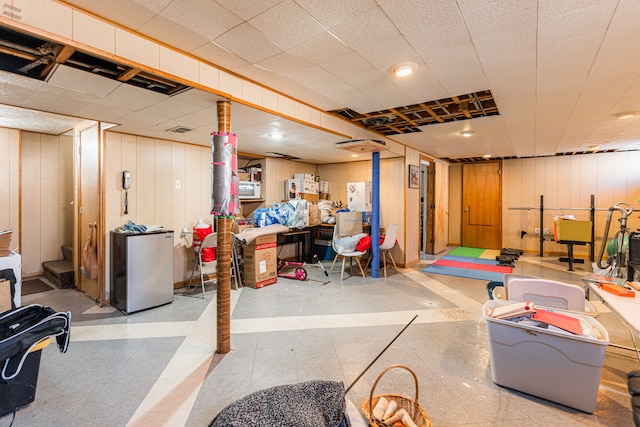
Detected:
[
  {"left": 448, "top": 152, "right": 640, "bottom": 256},
  {"left": 263, "top": 158, "right": 316, "bottom": 205},
  {"left": 448, "top": 164, "right": 462, "bottom": 246},
  {"left": 0, "top": 128, "right": 20, "bottom": 252},
  {"left": 434, "top": 161, "right": 449, "bottom": 254},
  {"left": 21, "top": 131, "right": 73, "bottom": 275},
  {"left": 105, "top": 132, "right": 214, "bottom": 290},
  {"left": 503, "top": 152, "right": 640, "bottom": 257},
  {"left": 317, "top": 158, "right": 405, "bottom": 263}
]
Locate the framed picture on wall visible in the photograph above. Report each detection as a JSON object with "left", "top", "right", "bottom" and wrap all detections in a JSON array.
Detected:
[{"left": 408, "top": 164, "right": 419, "bottom": 188}]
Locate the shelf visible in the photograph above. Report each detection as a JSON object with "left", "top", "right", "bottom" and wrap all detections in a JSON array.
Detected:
[{"left": 240, "top": 198, "right": 264, "bottom": 203}]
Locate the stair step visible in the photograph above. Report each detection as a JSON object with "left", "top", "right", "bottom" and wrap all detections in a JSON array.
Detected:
[
  {"left": 42, "top": 259, "right": 74, "bottom": 289},
  {"left": 61, "top": 244, "right": 73, "bottom": 262}
]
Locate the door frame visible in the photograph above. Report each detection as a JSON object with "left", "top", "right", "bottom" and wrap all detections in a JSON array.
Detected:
[
  {"left": 420, "top": 155, "right": 436, "bottom": 255},
  {"left": 460, "top": 161, "right": 502, "bottom": 249}
]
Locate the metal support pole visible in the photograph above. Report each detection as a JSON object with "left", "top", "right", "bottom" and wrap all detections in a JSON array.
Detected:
[
  {"left": 539, "top": 195, "right": 544, "bottom": 257},
  {"left": 371, "top": 151, "right": 380, "bottom": 278}
]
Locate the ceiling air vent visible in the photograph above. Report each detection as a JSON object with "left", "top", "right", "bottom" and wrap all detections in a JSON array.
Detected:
[
  {"left": 166, "top": 126, "right": 193, "bottom": 133},
  {"left": 335, "top": 139, "right": 389, "bottom": 153}
]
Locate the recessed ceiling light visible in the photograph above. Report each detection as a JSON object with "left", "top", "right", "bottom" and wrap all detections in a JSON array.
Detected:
[
  {"left": 588, "top": 145, "right": 600, "bottom": 151},
  {"left": 268, "top": 133, "right": 282, "bottom": 139},
  {"left": 351, "top": 154, "right": 358, "bottom": 158},
  {"left": 460, "top": 131, "right": 474, "bottom": 137},
  {"left": 616, "top": 112, "right": 636, "bottom": 119},
  {"left": 391, "top": 62, "right": 417, "bottom": 77},
  {"left": 483, "top": 154, "right": 492, "bottom": 158}
]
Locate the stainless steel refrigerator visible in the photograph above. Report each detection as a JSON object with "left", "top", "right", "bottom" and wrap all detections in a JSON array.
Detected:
[{"left": 110, "top": 230, "right": 174, "bottom": 314}]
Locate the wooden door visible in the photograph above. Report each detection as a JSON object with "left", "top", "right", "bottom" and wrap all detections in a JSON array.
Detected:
[
  {"left": 462, "top": 162, "right": 502, "bottom": 249},
  {"left": 77, "top": 123, "right": 101, "bottom": 301}
]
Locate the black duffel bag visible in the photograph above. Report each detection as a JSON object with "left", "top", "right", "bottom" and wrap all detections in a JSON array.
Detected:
[{"left": 0, "top": 304, "right": 70, "bottom": 381}]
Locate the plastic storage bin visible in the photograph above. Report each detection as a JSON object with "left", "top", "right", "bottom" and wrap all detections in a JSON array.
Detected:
[{"left": 483, "top": 299, "right": 609, "bottom": 413}]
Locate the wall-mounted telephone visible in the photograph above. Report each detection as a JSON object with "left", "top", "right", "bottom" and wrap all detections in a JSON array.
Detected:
[
  {"left": 122, "top": 171, "right": 131, "bottom": 190},
  {"left": 122, "top": 171, "right": 130, "bottom": 214}
]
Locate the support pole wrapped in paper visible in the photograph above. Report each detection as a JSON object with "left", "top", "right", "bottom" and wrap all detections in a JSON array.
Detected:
[{"left": 211, "top": 132, "right": 239, "bottom": 217}]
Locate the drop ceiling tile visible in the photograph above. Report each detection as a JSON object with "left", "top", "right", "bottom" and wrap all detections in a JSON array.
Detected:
[
  {"left": 190, "top": 42, "right": 251, "bottom": 70},
  {"left": 103, "top": 84, "right": 167, "bottom": 110},
  {"left": 458, "top": 0, "right": 537, "bottom": 42},
  {"left": 27, "top": 85, "right": 95, "bottom": 116},
  {"left": 62, "top": 0, "right": 156, "bottom": 30},
  {"left": 0, "top": 105, "right": 84, "bottom": 135},
  {"left": 138, "top": 14, "right": 210, "bottom": 52},
  {"left": 249, "top": 0, "right": 325, "bottom": 50},
  {"left": 134, "top": 0, "right": 173, "bottom": 13},
  {"left": 47, "top": 65, "right": 121, "bottom": 97},
  {"left": 214, "top": 22, "right": 284, "bottom": 64},
  {"left": 255, "top": 52, "right": 314, "bottom": 76},
  {"left": 295, "top": 0, "right": 378, "bottom": 28},
  {"left": 287, "top": 31, "right": 352, "bottom": 64},
  {"left": 319, "top": 52, "right": 375, "bottom": 78},
  {"left": 328, "top": 6, "right": 401, "bottom": 51},
  {"left": 357, "top": 36, "right": 420, "bottom": 69},
  {"left": 215, "top": 0, "right": 281, "bottom": 20},
  {"left": 160, "top": 0, "right": 243, "bottom": 40}
]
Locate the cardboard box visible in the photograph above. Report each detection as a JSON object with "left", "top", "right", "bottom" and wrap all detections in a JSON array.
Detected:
[
  {"left": 294, "top": 173, "right": 319, "bottom": 194},
  {"left": 347, "top": 181, "right": 372, "bottom": 212},
  {"left": 483, "top": 300, "right": 609, "bottom": 413},
  {"left": 319, "top": 192, "right": 330, "bottom": 200},
  {"left": 554, "top": 219, "right": 592, "bottom": 242},
  {"left": 308, "top": 203, "right": 320, "bottom": 226},
  {"left": 301, "top": 193, "right": 319, "bottom": 202},
  {"left": 243, "top": 234, "right": 278, "bottom": 288},
  {"left": 285, "top": 179, "right": 302, "bottom": 200},
  {"left": 237, "top": 171, "right": 250, "bottom": 181}
]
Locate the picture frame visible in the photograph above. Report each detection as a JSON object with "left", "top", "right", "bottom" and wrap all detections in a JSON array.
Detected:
[{"left": 408, "top": 164, "right": 420, "bottom": 188}]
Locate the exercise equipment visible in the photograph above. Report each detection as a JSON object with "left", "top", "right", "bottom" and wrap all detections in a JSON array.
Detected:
[{"left": 596, "top": 202, "right": 633, "bottom": 279}]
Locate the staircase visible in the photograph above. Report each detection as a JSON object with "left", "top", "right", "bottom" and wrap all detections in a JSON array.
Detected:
[{"left": 42, "top": 245, "right": 74, "bottom": 289}]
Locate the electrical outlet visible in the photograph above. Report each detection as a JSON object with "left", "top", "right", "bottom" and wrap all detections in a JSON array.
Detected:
[
  {"left": 535, "top": 227, "right": 540, "bottom": 234},
  {"left": 543, "top": 227, "right": 549, "bottom": 235}
]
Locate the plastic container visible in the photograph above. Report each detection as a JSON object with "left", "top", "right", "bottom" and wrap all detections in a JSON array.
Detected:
[
  {"left": 193, "top": 219, "right": 215, "bottom": 262},
  {"left": 483, "top": 299, "right": 609, "bottom": 413}
]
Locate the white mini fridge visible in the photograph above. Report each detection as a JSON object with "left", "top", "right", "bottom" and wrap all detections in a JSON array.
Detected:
[{"left": 110, "top": 231, "right": 174, "bottom": 314}]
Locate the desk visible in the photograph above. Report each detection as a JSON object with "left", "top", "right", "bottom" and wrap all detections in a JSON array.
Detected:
[
  {"left": 277, "top": 228, "right": 314, "bottom": 262},
  {"left": 585, "top": 280, "right": 640, "bottom": 359}
]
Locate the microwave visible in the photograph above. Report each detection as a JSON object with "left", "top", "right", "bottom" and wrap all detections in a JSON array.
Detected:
[{"left": 239, "top": 180, "right": 261, "bottom": 199}]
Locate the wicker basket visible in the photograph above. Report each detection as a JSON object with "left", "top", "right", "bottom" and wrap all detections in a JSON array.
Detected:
[{"left": 361, "top": 364, "right": 432, "bottom": 427}]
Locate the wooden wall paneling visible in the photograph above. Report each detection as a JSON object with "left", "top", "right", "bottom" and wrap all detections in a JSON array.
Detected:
[
  {"left": 447, "top": 163, "right": 462, "bottom": 245},
  {"left": 0, "top": 128, "right": 13, "bottom": 231},
  {"left": 59, "top": 134, "right": 74, "bottom": 247},
  {"left": 121, "top": 134, "right": 137, "bottom": 220},
  {"left": 136, "top": 137, "right": 155, "bottom": 223},
  {"left": 104, "top": 132, "right": 122, "bottom": 300},
  {"left": 21, "top": 132, "right": 42, "bottom": 274},
  {"left": 10, "top": 129, "right": 19, "bottom": 242},
  {"left": 625, "top": 151, "right": 640, "bottom": 232},
  {"left": 199, "top": 147, "right": 213, "bottom": 225},
  {"left": 41, "top": 134, "right": 60, "bottom": 264},
  {"left": 171, "top": 142, "right": 187, "bottom": 285},
  {"left": 183, "top": 144, "right": 203, "bottom": 229},
  {"left": 404, "top": 149, "right": 420, "bottom": 265},
  {"left": 501, "top": 158, "right": 523, "bottom": 253},
  {"left": 153, "top": 139, "right": 173, "bottom": 227},
  {"left": 434, "top": 161, "right": 449, "bottom": 254}
]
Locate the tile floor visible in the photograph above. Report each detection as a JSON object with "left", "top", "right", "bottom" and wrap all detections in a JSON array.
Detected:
[{"left": 1, "top": 250, "right": 638, "bottom": 426}]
